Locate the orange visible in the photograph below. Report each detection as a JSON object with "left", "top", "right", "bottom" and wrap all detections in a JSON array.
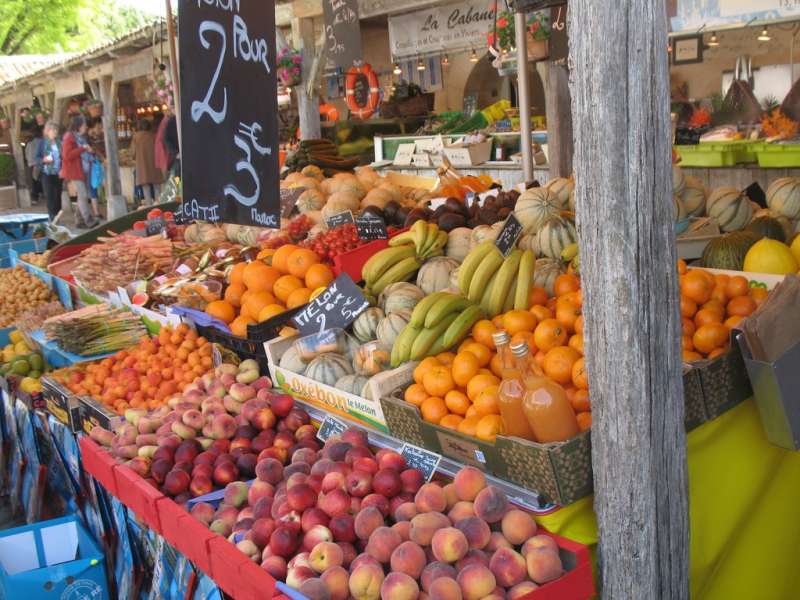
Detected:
[
  {"left": 554, "top": 273, "right": 580, "bottom": 297},
  {"left": 683, "top": 350, "right": 703, "bottom": 362},
  {"left": 245, "top": 290, "right": 278, "bottom": 319},
  {"left": 492, "top": 315, "right": 505, "bottom": 328},
  {"left": 466, "top": 373, "right": 500, "bottom": 401},
  {"left": 465, "top": 405, "right": 479, "bottom": 419},
  {"left": 749, "top": 287, "right": 768, "bottom": 306},
  {"left": 681, "top": 270, "right": 713, "bottom": 305},
  {"left": 272, "top": 244, "right": 300, "bottom": 273},
  {"left": 223, "top": 283, "right": 246, "bottom": 308},
  {"left": 677, "top": 259, "right": 688, "bottom": 275},
  {"left": 489, "top": 353, "right": 504, "bottom": 378},
  {"left": 555, "top": 299, "right": 581, "bottom": 333},
  {"left": 543, "top": 346, "right": 580, "bottom": 385},
  {"left": 420, "top": 396, "right": 448, "bottom": 424},
  {"left": 528, "top": 286, "right": 549, "bottom": 308},
  {"left": 414, "top": 357, "right": 441, "bottom": 385},
  {"left": 472, "top": 320, "right": 498, "bottom": 349},
  {"left": 473, "top": 385, "right": 500, "bottom": 416},
  {"left": 533, "top": 319, "right": 568, "bottom": 352},
  {"left": 229, "top": 262, "right": 246, "bottom": 286},
  {"left": 305, "top": 263, "right": 335, "bottom": 290},
  {"left": 273, "top": 275, "right": 304, "bottom": 303},
  {"left": 510, "top": 331, "right": 535, "bottom": 350},
  {"left": 286, "top": 287, "right": 312, "bottom": 309},
  {"left": 257, "top": 304, "right": 286, "bottom": 322},
  {"left": 502, "top": 310, "right": 538, "bottom": 335},
  {"left": 440, "top": 414, "right": 464, "bottom": 431},
  {"left": 693, "top": 323, "right": 728, "bottom": 355},
  {"left": 682, "top": 317, "right": 696, "bottom": 337},
  {"left": 714, "top": 273, "right": 730, "bottom": 290},
  {"left": 287, "top": 248, "right": 320, "bottom": 278},
  {"left": 457, "top": 337, "right": 475, "bottom": 353},
  {"left": 478, "top": 368, "right": 495, "bottom": 377},
  {"left": 475, "top": 414, "right": 504, "bottom": 442},
  {"left": 244, "top": 262, "right": 281, "bottom": 294},
  {"left": 727, "top": 295, "right": 756, "bottom": 318},
  {"left": 724, "top": 315, "right": 744, "bottom": 329},
  {"left": 680, "top": 295, "right": 697, "bottom": 319},
  {"left": 694, "top": 307, "right": 723, "bottom": 328},
  {"left": 708, "top": 347, "right": 727, "bottom": 359},
  {"left": 436, "top": 352, "right": 456, "bottom": 366},
  {"left": 682, "top": 335, "right": 694, "bottom": 352},
  {"left": 256, "top": 248, "right": 276, "bottom": 261},
  {"left": 444, "top": 390, "right": 471, "bottom": 416},
  {"left": 726, "top": 275, "right": 749, "bottom": 298},
  {"left": 404, "top": 383, "right": 428, "bottom": 407},
  {"left": 530, "top": 305, "right": 553, "bottom": 322},
  {"left": 206, "top": 300, "right": 236, "bottom": 324},
  {"left": 709, "top": 285, "right": 728, "bottom": 305},
  {"left": 572, "top": 388, "right": 591, "bottom": 412},
  {"left": 452, "top": 351, "right": 480, "bottom": 387},
  {"left": 568, "top": 334, "right": 584, "bottom": 355},
  {"left": 230, "top": 315, "right": 255, "bottom": 337},
  {"left": 462, "top": 343, "right": 492, "bottom": 367},
  {"left": 458, "top": 415, "right": 481, "bottom": 437},
  {"left": 423, "top": 366, "right": 455, "bottom": 398},
  {"left": 571, "top": 357, "right": 588, "bottom": 390},
  {"left": 574, "top": 315, "right": 584, "bottom": 336},
  {"left": 240, "top": 303, "right": 253, "bottom": 320},
  {"left": 576, "top": 412, "right": 592, "bottom": 432}
]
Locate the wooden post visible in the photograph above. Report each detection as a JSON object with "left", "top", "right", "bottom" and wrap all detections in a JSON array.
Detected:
[
  {"left": 3, "top": 102, "right": 31, "bottom": 207},
  {"left": 165, "top": 1, "right": 182, "bottom": 157},
  {"left": 98, "top": 75, "right": 126, "bottom": 217},
  {"left": 569, "top": 0, "right": 689, "bottom": 597},
  {"left": 542, "top": 61, "right": 573, "bottom": 177},
  {"left": 292, "top": 17, "right": 321, "bottom": 141}
]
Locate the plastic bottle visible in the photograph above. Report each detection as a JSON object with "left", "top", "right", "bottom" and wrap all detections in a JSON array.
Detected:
[
  {"left": 516, "top": 341, "right": 580, "bottom": 443},
  {"left": 495, "top": 332, "right": 536, "bottom": 440}
]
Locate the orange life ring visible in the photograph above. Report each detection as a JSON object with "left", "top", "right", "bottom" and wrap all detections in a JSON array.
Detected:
[
  {"left": 320, "top": 103, "right": 339, "bottom": 122},
  {"left": 345, "top": 63, "right": 380, "bottom": 120}
]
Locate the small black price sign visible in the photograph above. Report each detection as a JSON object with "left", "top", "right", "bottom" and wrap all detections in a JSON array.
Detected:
[
  {"left": 316, "top": 415, "right": 348, "bottom": 443},
  {"left": 494, "top": 212, "right": 524, "bottom": 257},
  {"left": 42, "top": 377, "right": 81, "bottom": 432},
  {"left": 173, "top": 202, "right": 192, "bottom": 225},
  {"left": 400, "top": 443, "right": 442, "bottom": 482},
  {"left": 291, "top": 273, "right": 370, "bottom": 335},
  {"left": 79, "top": 396, "right": 124, "bottom": 435},
  {"left": 356, "top": 214, "right": 388, "bottom": 241},
  {"left": 325, "top": 210, "right": 355, "bottom": 230},
  {"left": 146, "top": 216, "right": 167, "bottom": 236},
  {"left": 744, "top": 182, "right": 766, "bottom": 208},
  {"left": 280, "top": 188, "right": 304, "bottom": 218}
]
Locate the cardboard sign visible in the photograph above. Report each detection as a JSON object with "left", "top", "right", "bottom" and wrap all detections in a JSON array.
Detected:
[
  {"left": 292, "top": 273, "right": 370, "bottom": 335},
  {"left": 356, "top": 214, "right": 388, "bottom": 240},
  {"left": 316, "top": 415, "right": 348, "bottom": 442},
  {"left": 179, "top": 0, "right": 280, "bottom": 227},
  {"left": 400, "top": 443, "right": 442, "bottom": 482},
  {"left": 494, "top": 212, "right": 524, "bottom": 257},
  {"left": 280, "top": 187, "right": 304, "bottom": 218},
  {"left": 80, "top": 397, "right": 124, "bottom": 435},
  {"left": 325, "top": 210, "right": 355, "bottom": 230},
  {"left": 323, "top": 0, "right": 362, "bottom": 69},
  {"left": 393, "top": 143, "right": 416, "bottom": 166}
]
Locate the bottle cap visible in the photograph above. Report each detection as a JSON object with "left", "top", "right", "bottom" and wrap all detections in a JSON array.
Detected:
[
  {"left": 510, "top": 341, "right": 529, "bottom": 357},
  {"left": 492, "top": 331, "right": 510, "bottom": 346}
]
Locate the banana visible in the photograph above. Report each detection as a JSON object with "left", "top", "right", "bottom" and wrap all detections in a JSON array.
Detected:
[
  {"left": 419, "top": 223, "right": 440, "bottom": 257},
  {"left": 391, "top": 324, "right": 422, "bottom": 367},
  {"left": 412, "top": 220, "right": 429, "bottom": 251},
  {"left": 424, "top": 294, "right": 473, "bottom": 329},
  {"left": 504, "top": 277, "right": 518, "bottom": 313},
  {"left": 409, "top": 291, "right": 450, "bottom": 328},
  {"left": 388, "top": 231, "right": 416, "bottom": 247},
  {"left": 362, "top": 244, "right": 416, "bottom": 284},
  {"left": 410, "top": 314, "right": 458, "bottom": 361},
  {"left": 421, "top": 230, "right": 449, "bottom": 260},
  {"left": 561, "top": 242, "right": 579, "bottom": 262},
  {"left": 468, "top": 247, "right": 504, "bottom": 302},
  {"left": 370, "top": 257, "right": 421, "bottom": 295},
  {"left": 514, "top": 250, "right": 535, "bottom": 310},
  {"left": 442, "top": 305, "right": 485, "bottom": 349},
  {"left": 480, "top": 271, "right": 499, "bottom": 314},
  {"left": 457, "top": 241, "right": 496, "bottom": 295},
  {"left": 485, "top": 250, "right": 522, "bottom": 317}
]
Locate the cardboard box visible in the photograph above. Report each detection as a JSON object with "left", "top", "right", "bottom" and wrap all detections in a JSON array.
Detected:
[
  {"left": 41, "top": 377, "right": 81, "bottom": 432},
  {"left": 443, "top": 139, "right": 493, "bottom": 166}
]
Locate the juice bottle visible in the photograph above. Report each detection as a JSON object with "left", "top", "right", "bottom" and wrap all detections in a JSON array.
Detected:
[
  {"left": 516, "top": 341, "right": 580, "bottom": 443},
  {"left": 495, "top": 332, "right": 536, "bottom": 441}
]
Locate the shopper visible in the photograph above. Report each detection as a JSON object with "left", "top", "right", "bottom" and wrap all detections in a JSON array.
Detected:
[
  {"left": 163, "top": 113, "right": 180, "bottom": 176},
  {"left": 131, "top": 120, "right": 161, "bottom": 205},
  {"left": 87, "top": 119, "right": 105, "bottom": 221},
  {"left": 25, "top": 126, "right": 43, "bottom": 205},
  {"left": 36, "top": 122, "right": 63, "bottom": 221},
  {"left": 60, "top": 115, "right": 98, "bottom": 229}
]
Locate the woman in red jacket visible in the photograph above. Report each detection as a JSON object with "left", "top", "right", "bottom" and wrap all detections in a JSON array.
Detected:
[{"left": 60, "top": 115, "right": 98, "bottom": 229}]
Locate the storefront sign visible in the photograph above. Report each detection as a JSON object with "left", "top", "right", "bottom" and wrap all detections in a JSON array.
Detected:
[
  {"left": 672, "top": 0, "right": 800, "bottom": 32},
  {"left": 323, "top": 0, "right": 362, "bottom": 70},
  {"left": 178, "top": 0, "right": 280, "bottom": 227},
  {"left": 388, "top": 0, "right": 495, "bottom": 58}
]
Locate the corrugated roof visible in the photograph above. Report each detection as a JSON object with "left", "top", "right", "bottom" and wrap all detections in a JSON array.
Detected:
[{"left": 0, "top": 55, "right": 75, "bottom": 86}]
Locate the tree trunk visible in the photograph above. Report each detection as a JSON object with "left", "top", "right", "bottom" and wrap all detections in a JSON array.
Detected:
[
  {"left": 292, "top": 17, "right": 321, "bottom": 141},
  {"left": 568, "top": 1, "right": 689, "bottom": 598},
  {"left": 542, "top": 62, "right": 573, "bottom": 178}
]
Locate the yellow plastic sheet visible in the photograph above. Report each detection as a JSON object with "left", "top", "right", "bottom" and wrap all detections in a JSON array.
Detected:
[{"left": 534, "top": 399, "right": 800, "bottom": 599}]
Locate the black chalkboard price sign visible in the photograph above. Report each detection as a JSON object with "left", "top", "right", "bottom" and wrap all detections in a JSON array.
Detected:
[
  {"left": 323, "top": 0, "right": 362, "bottom": 70},
  {"left": 280, "top": 188, "right": 304, "bottom": 218},
  {"left": 316, "top": 415, "right": 348, "bottom": 442},
  {"left": 400, "top": 443, "right": 442, "bottom": 482},
  {"left": 292, "top": 273, "right": 370, "bottom": 335},
  {"left": 325, "top": 210, "right": 355, "bottom": 230},
  {"left": 179, "top": 0, "right": 280, "bottom": 228},
  {"left": 495, "top": 212, "right": 524, "bottom": 257},
  {"left": 356, "top": 214, "right": 388, "bottom": 240}
]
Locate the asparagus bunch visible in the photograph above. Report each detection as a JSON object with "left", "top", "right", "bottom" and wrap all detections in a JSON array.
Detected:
[{"left": 44, "top": 304, "right": 147, "bottom": 356}]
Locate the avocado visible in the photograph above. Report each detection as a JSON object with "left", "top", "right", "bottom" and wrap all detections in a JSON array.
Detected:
[
  {"left": 28, "top": 353, "right": 44, "bottom": 373},
  {"left": 28, "top": 371, "right": 41, "bottom": 379},
  {"left": 10, "top": 359, "right": 30, "bottom": 376}
]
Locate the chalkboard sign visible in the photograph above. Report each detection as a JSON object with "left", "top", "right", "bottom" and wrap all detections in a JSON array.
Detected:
[
  {"left": 323, "top": 0, "right": 362, "bottom": 70},
  {"left": 292, "top": 273, "right": 370, "bottom": 335},
  {"left": 317, "top": 415, "right": 348, "bottom": 442},
  {"left": 494, "top": 212, "right": 524, "bottom": 257},
  {"left": 400, "top": 443, "right": 442, "bottom": 482},
  {"left": 173, "top": 202, "right": 193, "bottom": 225},
  {"left": 179, "top": 0, "right": 280, "bottom": 227},
  {"left": 356, "top": 214, "right": 387, "bottom": 240},
  {"left": 281, "top": 187, "right": 304, "bottom": 218},
  {"left": 744, "top": 182, "right": 766, "bottom": 208},
  {"left": 325, "top": 210, "right": 355, "bottom": 230}
]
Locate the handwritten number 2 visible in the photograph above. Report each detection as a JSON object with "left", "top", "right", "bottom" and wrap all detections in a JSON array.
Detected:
[
  {"left": 192, "top": 21, "right": 227, "bottom": 124},
  {"left": 316, "top": 313, "right": 326, "bottom": 334}
]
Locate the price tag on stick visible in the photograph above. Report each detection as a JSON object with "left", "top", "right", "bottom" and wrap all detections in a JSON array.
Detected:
[
  {"left": 291, "top": 273, "right": 370, "bottom": 335},
  {"left": 356, "top": 214, "right": 388, "bottom": 240},
  {"left": 400, "top": 443, "right": 442, "bottom": 482},
  {"left": 325, "top": 210, "right": 355, "bottom": 230},
  {"left": 494, "top": 212, "right": 524, "bottom": 257},
  {"left": 317, "top": 415, "right": 348, "bottom": 442}
]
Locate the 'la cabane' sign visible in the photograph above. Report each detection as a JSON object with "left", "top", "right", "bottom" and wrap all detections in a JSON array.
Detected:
[{"left": 388, "top": 0, "right": 495, "bottom": 58}]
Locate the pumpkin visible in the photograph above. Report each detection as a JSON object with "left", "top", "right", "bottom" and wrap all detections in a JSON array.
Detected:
[
  {"left": 304, "top": 353, "right": 354, "bottom": 386},
  {"left": 673, "top": 166, "right": 686, "bottom": 196},
  {"left": 376, "top": 310, "right": 412, "bottom": 347},
  {"left": 681, "top": 176, "right": 707, "bottom": 217},
  {"left": 380, "top": 283, "right": 425, "bottom": 314},
  {"left": 674, "top": 195, "right": 687, "bottom": 223},
  {"left": 335, "top": 374, "right": 371, "bottom": 395},
  {"left": 446, "top": 228, "right": 472, "bottom": 262},
  {"left": 516, "top": 188, "right": 562, "bottom": 234},
  {"left": 744, "top": 238, "right": 799, "bottom": 274},
  {"left": 352, "top": 307, "right": 385, "bottom": 343},
  {"left": 753, "top": 208, "right": 793, "bottom": 241},
  {"left": 701, "top": 231, "right": 759, "bottom": 270},
  {"left": 297, "top": 188, "right": 325, "bottom": 213},
  {"left": 470, "top": 225, "right": 498, "bottom": 248},
  {"left": 279, "top": 343, "right": 308, "bottom": 374},
  {"left": 295, "top": 176, "right": 320, "bottom": 190},
  {"left": 361, "top": 188, "right": 393, "bottom": 210},
  {"left": 416, "top": 257, "right": 460, "bottom": 294},
  {"left": 378, "top": 181, "right": 403, "bottom": 202},
  {"left": 533, "top": 258, "right": 565, "bottom": 295},
  {"left": 766, "top": 177, "right": 800, "bottom": 219},
  {"left": 326, "top": 191, "right": 361, "bottom": 211},
  {"left": 284, "top": 172, "right": 304, "bottom": 185},
  {"left": 353, "top": 343, "right": 392, "bottom": 376},
  {"left": 746, "top": 216, "right": 787, "bottom": 243},
  {"left": 355, "top": 166, "right": 381, "bottom": 190},
  {"left": 518, "top": 233, "right": 541, "bottom": 255},
  {"left": 544, "top": 177, "right": 574, "bottom": 210},
  {"left": 706, "top": 187, "right": 753, "bottom": 232},
  {"left": 301, "top": 165, "right": 324, "bottom": 181},
  {"left": 535, "top": 216, "right": 577, "bottom": 259}
]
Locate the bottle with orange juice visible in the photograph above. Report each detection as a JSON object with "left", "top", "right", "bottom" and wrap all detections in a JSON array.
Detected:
[{"left": 495, "top": 332, "right": 536, "bottom": 441}]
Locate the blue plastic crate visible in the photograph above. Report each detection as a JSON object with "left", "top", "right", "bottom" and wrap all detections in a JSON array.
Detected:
[
  {"left": 0, "top": 214, "right": 48, "bottom": 244},
  {"left": 0, "top": 237, "right": 48, "bottom": 261}
]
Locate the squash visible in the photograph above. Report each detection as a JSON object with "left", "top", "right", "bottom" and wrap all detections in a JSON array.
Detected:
[
  {"left": 470, "top": 225, "right": 498, "bottom": 248},
  {"left": 706, "top": 187, "right": 753, "bottom": 232},
  {"left": 301, "top": 165, "right": 324, "bottom": 181},
  {"left": 304, "top": 210, "right": 324, "bottom": 226},
  {"left": 535, "top": 216, "right": 577, "bottom": 259},
  {"left": 544, "top": 177, "right": 574, "bottom": 210},
  {"left": 416, "top": 257, "right": 460, "bottom": 294},
  {"left": 743, "top": 238, "right": 799, "bottom": 274},
  {"left": 320, "top": 178, "right": 336, "bottom": 196},
  {"left": 746, "top": 216, "right": 787, "bottom": 243},
  {"left": 321, "top": 196, "right": 359, "bottom": 222},
  {"left": 533, "top": 258, "right": 565, "bottom": 296},
  {"left": 515, "top": 188, "right": 562, "bottom": 234},
  {"left": 279, "top": 343, "right": 308, "bottom": 374},
  {"left": 352, "top": 307, "right": 385, "bottom": 343},
  {"left": 681, "top": 176, "right": 707, "bottom": 217},
  {"left": 378, "top": 181, "right": 403, "bottom": 202},
  {"left": 355, "top": 166, "right": 381, "bottom": 190},
  {"left": 673, "top": 166, "right": 686, "bottom": 196},
  {"left": 333, "top": 179, "right": 367, "bottom": 200},
  {"left": 326, "top": 191, "right": 361, "bottom": 211},
  {"left": 304, "top": 353, "right": 354, "bottom": 386},
  {"left": 518, "top": 233, "right": 541, "bottom": 256},
  {"left": 380, "top": 283, "right": 425, "bottom": 314},
  {"left": 294, "top": 176, "right": 320, "bottom": 190},
  {"left": 674, "top": 195, "right": 687, "bottom": 222},
  {"left": 766, "top": 177, "right": 800, "bottom": 219},
  {"left": 701, "top": 230, "right": 759, "bottom": 270},
  {"left": 361, "top": 188, "right": 393, "bottom": 210},
  {"left": 446, "top": 228, "right": 472, "bottom": 262},
  {"left": 297, "top": 188, "right": 326, "bottom": 213},
  {"left": 753, "top": 208, "right": 793, "bottom": 241},
  {"left": 376, "top": 310, "right": 412, "bottom": 347},
  {"left": 353, "top": 343, "right": 392, "bottom": 376},
  {"left": 284, "top": 172, "right": 304, "bottom": 185},
  {"left": 335, "top": 374, "right": 371, "bottom": 395}
]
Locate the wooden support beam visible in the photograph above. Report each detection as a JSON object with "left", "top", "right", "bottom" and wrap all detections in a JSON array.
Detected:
[
  {"left": 292, "top": 17, "right": 322, "bottom": 141},
  {"left": 569, "top": 0, "right": 689, "bottom": 597},
  {"left": 542, "top": 61, "right": 573, "bottom": 178},
  {"left": 3, "top": 102, "right": 31, "bottom": 207},
  {"left": 98, "top": 76, "right": 123, "bottom": 203}
]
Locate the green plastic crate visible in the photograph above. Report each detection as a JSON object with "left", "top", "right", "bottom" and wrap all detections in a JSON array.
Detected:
[
  {"left": 674, "top": 144, "right": 738, "bottom": 167},
  {"left": 755, "top": 143, "right": 800, "bottom": 168}
]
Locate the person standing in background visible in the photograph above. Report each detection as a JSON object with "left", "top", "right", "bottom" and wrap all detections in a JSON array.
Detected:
[
  {"left": 60, "top": 115, "right": 98, "bottom": 229},
  {"left": 86, "top": 118, "right": 105, "bottom": 221},
  {"left": 36, "top": 122, "right": 63, "bottom": 221},
  {"left": 131, "top": 120, "right": 162, "bottom": 205},
  {"left": 25, "top": 126, "right": 43, "bottom": 205}
]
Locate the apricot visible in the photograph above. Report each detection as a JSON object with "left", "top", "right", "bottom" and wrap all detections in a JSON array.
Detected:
[
  {"left": 521, "top": 534, "right": 559, "bottom": 557},
  {"left": 428, "top": 577, "right": 463, "bottom": 600},
  {"left": 380, "top": 572, "right": 419, "bottom": 600},
  {"left": 415, "top": 483, "right": 447, "bottom": 513},
  {"left": 409, "top": 512, "right": 451, "bottom": 546},
  {"left": 501, "top": 509, "right": 538, "bottom": 545},
  {"left": 320, "top": 565, "right": 349, "bottom": 600},
  {"left": 432, "top": 527, "right": 469, "bottom": 563},
  {"left": 421, "top": 561, "right": 457, "bottom": 592},
  {"left": 473, "top": 486, "right": 509, "bottom": 524},
  {"left": 489, "top": 547, "right": 527, "bottom": 587},
  {"left": 349, "top": 561, "right": 384, "bottom": 600},
  {"left": 456, "top": 564, "right": 497, "bottom": 600},
  {"left": 485, "top": 532, "right": 512, "bottom": 553},
  {"left": 447, "top": 501, "right": 476, "bottom": 524},
  {"left": 365, "top": 526, "right": 402, "bottom": 563},
  {"left": 390, "top": 541, "right": 427, "bottom": 579},
  {"left": 508, "top": 581, "right": 539, "bottom": 599},
  {"left": 454, "top": 516, "right": 491, "bottom": 550},
  {"left": 454, "top": 466, "right": 486, "bottom": 502},
  {"left": 526, "top": 547, "right": 564, "bottom": 584}
]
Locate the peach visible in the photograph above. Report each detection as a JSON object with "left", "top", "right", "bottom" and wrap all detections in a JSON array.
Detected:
[
  {"left": 394, "top": 501, "right": 418, "bottom": 522},
  {"left": 298, "top": 578, "right": 329, "bottom": 600},
  {"left": 428, "top": 577, "right": 462, "bottom": 600},
  {"left": 261, "top": 555, "right": 287, "bottom": 580},
  {"left": 432, "top": 527, "right": 469, "bottom": 563},
  {"left": 400, "top": 468, "right": 425, "bottom": 495},
  {"left": 309, "top": 541, "right": 343, "bottom": 573},
  {"left": 285, "top": 565, "right": 315, "bottom": 590},
  {"left": 447, "top": 501, "right": 476, "bottom": 524},
  {"left": 392, "top": 520, "right": 411, "bottom": 541},
  {"left": 365, "top": 526, "right": 402, "bottom": 563},
  {"left": 526, "top": 547, "right": 564, "bottom": 584},
  {"left": 456, "top": 549, "right": 489, "bottom": 572},
  {"left": 473, "top": 486, "right": 508, "bottom": 524},
  {"left": 329, "top": 514, "right": 356, "bottom": 543},
  {"left": 443, "top": 483, "right": 459, "bottom": 510},
  {"left": 486, "top": 532, "right": 512, "bottom": 553},
  {"left": 350, "top": 553, "right": 381, "bottom": 573},
  {"left": 454, "top": 517, "right": 491, "bottom": 550},
  {"left": 372, "top": 468, "right": 402, "bottom": 497},
  {"left": 489, "top": 547, "right": 527, "bottom": 587},
  {"left": 454, "top": 467, "right": 486, "bottom": 502},
  {"left": 354, "top": 506, "right": 384, "bottom": 541},
  {"left": 320, "top": 565, "right": 349, "bottom": 600},
  {"left": 481, "top": 588, "right": 506, "bottom": 600},
  {"left": 456, "top": 564, "right": 496, "bottom": 600},
  {"left": 409, "top": 512, "right": 451, "bottom": 546},
  {"left": 256, "top": 457, "right": 284, "bottom": 484},
  {"left": 223, "top": 481, "right": 249, "bottom": 508},
  {"left": 303, "top": 525, "right": 333, "bottom": 551},
  {"left": 390, "top": 541, "right": 427, "bottom": 579},
  {"left": 415, "top": 483, "right": 447, "bottom": 513},
  {"left": 521, "top": 535, "right": 559, "bottom": 557},
  {"left": 508, "top": 581, "right": 539, "bottom": 599},
  {"left": 501, "top": 509, "right": 537, "bottom": 545},
  {"left": 349, "top": 561, "right": 384, "bottom": 600},
  {"left": 380, "top": 572, "right": 419, "bottom": 600},
  {"left": 319, "top": 488, "right": 351, "bottom": 517}
]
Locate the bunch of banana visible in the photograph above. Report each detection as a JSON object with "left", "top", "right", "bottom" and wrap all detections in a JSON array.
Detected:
[
  {"left": 561, "top": 242, "right": 580, "bottom": 274},
  {"left": 458, "top": 241, "right": 536, "bottom": 318},
  {"left": 390, "top": 292, "right": 484, "bottom": 366},
  {"left": 389, "top": 220, "right": 448, "bottom": 260}
]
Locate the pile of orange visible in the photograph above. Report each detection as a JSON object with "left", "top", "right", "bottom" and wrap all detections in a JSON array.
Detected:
[
  {"left": 52, "top": 324, "right": 213, "bottom": 415},
  {"left": 678, "top": 260, "right": 767, "bottom": 361},
  {"left": 404, "top": 272, "right": 592, "bottom": 441},
  {"left": 205, "top": 245, "right": 334, "bottom": 337}
]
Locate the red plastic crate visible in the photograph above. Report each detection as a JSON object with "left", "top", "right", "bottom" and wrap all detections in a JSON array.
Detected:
[
  {"left": 159, "top": 498, "right": 214, "bottom": 575},
  {"left": 78, "top": 437, "right": 118, "bottom": 496},
  {"left": 112, "top": 464, "right": 165, "bottom": 533},
  {"left": 332, "top": 228, "right": 407, "bottom": 282},
  {"left": 518, "top": 530, "right": 595, "bottom": 600},
  {"left": 237, "top": 559, "right": 276, "bottom": 600},
  {"left": 209, "top": 536, "right": 253, "bottom": 597}
]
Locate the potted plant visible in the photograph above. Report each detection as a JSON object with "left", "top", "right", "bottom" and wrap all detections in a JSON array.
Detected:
[
  {"left": 526, "top": 10, "right": 551, "bottom": 61},
  {"left": 86, "top": 99, "right": 103, "bottom": 118},
  {"left": 487, "top": 12, "right": 518, "bottom": 75},
  {"left": 277, "top": 48, "right": 303, "bottom": 87}
]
